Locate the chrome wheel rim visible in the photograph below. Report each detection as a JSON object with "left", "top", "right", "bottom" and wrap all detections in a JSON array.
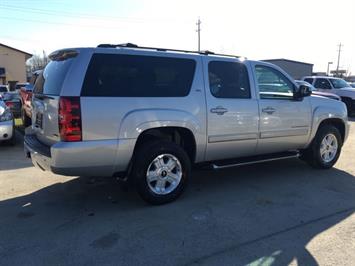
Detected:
[
  {"left": 146, "top": 154, "right": 182, "bottom": 195},
  {"left": 320, "top": 133, "right": 338, "bottom": 163}
]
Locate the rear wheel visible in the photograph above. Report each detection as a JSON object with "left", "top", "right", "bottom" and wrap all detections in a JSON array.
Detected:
[
  {"left": 131, "top": 141, "right": 191, "bottom": 205},
  {"left": 302, "top": 125, "right": 342, "bottom": 169}
]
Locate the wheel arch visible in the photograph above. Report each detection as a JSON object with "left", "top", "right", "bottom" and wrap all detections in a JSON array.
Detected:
[
  {"left": 309, "top": 117, "right": 347, "bottom": 147},
  {"left": 133, "top": 126, "right": 197, "bottom": 163}
]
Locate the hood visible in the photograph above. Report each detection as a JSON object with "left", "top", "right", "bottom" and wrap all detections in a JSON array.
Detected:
[
  {"left": 312, "top": 91, "right": 340, "bottom": 100},
  {"left": 339, "top": 87, "right": 355, "bottom": 92}
]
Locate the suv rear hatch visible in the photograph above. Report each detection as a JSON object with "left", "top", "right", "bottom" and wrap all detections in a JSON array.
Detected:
[{"left": 32, "top": 49, "right": 79, "bottom": 146}]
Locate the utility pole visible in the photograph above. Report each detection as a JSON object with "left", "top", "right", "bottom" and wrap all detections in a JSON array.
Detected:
[
  {"left": 196, "top": 18, "right": 201, "bottom": 51},
  {"left": 336, "top": 43, "right": 343, "bottom": 76}
]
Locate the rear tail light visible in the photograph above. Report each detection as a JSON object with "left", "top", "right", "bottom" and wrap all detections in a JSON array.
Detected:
[
  {"left": 58, "top": 97, "right": 82, "bottom": 142},
  {"left": 5, "top": 102, "right": 14, "bottom": 107}
]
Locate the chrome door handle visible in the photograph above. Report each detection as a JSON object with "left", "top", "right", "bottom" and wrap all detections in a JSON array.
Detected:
[
  {"left": 262, "top": 107, "right": 276, "bottom": 114},
  {"left": 210, "top": 106, "right": 228, "bottom": 115}
]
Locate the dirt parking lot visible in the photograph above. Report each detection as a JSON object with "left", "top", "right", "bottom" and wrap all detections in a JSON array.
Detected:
[{"left": 0, "top": 120, "right": 354, "bottom": 266}]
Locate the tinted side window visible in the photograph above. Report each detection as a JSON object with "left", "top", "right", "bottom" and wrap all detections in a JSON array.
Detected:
[
  {"left": 304, "top": 78, "right": 314, "bottom": 84},
  {"left": 81, "top": 54, "right": 196, "bottom": 97},
  {"left": 255, "top": 65, "right": 294, "bottom": 99},
  {"left": 208, "top": 61, "right": 250, "bottom": 99},
  {"left": 314, "top": 78, "right": 332, "bottom": 90},
  {"left": 33, "top": 59, "right": 74, "bottom": 95}
]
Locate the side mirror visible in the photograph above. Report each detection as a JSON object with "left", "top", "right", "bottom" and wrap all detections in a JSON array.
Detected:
[{"left": 294, "top": 84, "right": 312, "bottom": 99}]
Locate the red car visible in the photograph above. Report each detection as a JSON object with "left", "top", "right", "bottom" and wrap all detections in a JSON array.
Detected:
[{"left": 20, "top": 70, "right": 42, "bottom": 127}]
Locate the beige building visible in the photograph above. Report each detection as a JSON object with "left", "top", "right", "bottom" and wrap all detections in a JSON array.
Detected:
[{"left": 0, "top": 43, "right": 32, "bottom": 88}]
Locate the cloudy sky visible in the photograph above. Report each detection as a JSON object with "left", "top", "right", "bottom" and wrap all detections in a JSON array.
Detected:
[{"left": 1, "top": 0, "right": 354, "bottom": 74}]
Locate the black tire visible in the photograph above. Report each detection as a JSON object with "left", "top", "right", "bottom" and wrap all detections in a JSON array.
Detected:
[
  {"left": 131, "top": 140, "right": 191, "bottom": 205},
  {"left": 343, "top": 99, "right": 354, "bottom": 117},
  {"left": 22, "top": 109, "right": 31, "bottom": 127},
  {"left": 5, "top": 126, "right": 16, "bottom": 146},
  {"left": 302, "top": 125, "right": 342, "bottom": 169}
]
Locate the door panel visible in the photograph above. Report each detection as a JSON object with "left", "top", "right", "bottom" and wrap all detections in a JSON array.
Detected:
[
  {"left": 204, "top": 59, "right": 259, "bottom": 161},
  {"left": 258, "top": 98, "right": 311, "bottom": 153},
  {"left": 254, "top": 64, "right": 312, "bottom": 154}
]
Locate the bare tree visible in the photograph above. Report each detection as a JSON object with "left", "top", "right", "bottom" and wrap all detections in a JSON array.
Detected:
[{"left": 27, "top": 51, "right": 49, "bottom": 72}]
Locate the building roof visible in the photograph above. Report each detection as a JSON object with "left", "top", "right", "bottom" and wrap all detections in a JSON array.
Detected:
[
  {"left": 0, "top": 43, "right": 33, "bottom": 59},
  {"left": 262, "top": 58, "right": 313, "bottom": 66}
]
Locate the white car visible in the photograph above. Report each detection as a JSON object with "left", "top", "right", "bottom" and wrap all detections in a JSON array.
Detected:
[
  {"left": 303, "top": 76, "right": 355, "bottom": 115},
  {"left": 0, "top": 99, "right": 15, "bottom": 145}
]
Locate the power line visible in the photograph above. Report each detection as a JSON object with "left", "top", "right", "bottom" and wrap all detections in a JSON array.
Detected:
[
  {"left": 0, "top": 4, "right": 193, "bottom": 24},
  {"left": 0, "top": 16, "right": 123, "bottom": 29}
]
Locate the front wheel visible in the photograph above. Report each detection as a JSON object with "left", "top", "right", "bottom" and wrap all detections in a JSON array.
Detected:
[
  {"left": 343, "top": 98, "right": 354, "bottom": 117},
  {"left": 131, "top": 141, "right": 191, "bottom": 205},
  {"left": 302, "top": 125, "right": 342, "bottom": 169}
]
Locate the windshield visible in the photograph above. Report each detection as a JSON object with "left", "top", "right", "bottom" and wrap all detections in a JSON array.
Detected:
[{"left": 329, "top": 79, "right": 349, "bottom": 89}]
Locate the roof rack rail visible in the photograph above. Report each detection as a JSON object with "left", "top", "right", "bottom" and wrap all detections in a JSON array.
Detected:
[{"left": 96, "top": 43, "right": 242, "bottom": 58}]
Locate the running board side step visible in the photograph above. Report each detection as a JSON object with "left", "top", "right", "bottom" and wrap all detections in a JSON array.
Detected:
[{"left": 211, "top": 151, "right": 300, "bottom": 170}]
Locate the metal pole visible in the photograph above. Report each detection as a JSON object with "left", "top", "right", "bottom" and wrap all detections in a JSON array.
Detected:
[
  {"left": 196, "top": 18, "right": 201, "bottom": 51},
  {"left": 336, "top": 43, "right": 342, "bottom": 76},
  {"left": 327, "top": 62, "right": 333, "bottom": 76}
]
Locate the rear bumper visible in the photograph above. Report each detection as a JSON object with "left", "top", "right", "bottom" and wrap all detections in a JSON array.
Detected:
[
  {"left": 24, "top": 134, "right": 134, "bottom": 176},
  {"left": 0, "top": 120, "right": 14, "bottom": 140}
]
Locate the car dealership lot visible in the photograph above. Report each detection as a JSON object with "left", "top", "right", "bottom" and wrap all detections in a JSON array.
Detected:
[{"left": 0, "top": 120, "right": 354, "bottom": 266}]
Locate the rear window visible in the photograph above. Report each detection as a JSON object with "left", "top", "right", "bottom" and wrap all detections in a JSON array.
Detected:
[
  {"left": 33, "top": 59, "right": 74, "bottom": 95},
  {"left": 0, "top": 86, "right": 7, "bottom": 92},
  {"left": 208, "top": 61, "right": 250, "bottom": 98},
  {"left": 304, "top": 78, "right": 314, "bottom": 84},
  {"left": 81, "top": 54, "right": 196, "bottom": 97}
]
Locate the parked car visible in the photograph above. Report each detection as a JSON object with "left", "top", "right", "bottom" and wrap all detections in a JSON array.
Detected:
[
  {"left": 0, "top": 84, "right": 9, "bottom": 96},
  {"left": 303, "top": 76, "right": 355, "bottom": 115},
  {"left": 349, "top": 82, "right": 355, "bottom": 88},
  {"left": 0, "top": 99, "right": 15, "bottom": 145},
  {"left": 2, "top": 92, "right": 22, "bottom": 118},
  {"left": 20, "top": 71, "right": 41, "bottom": 127},
  {"left": 25, "top": 44, "right": 349, "bottom": 204},
  {"left": 15, "top": 82, "right": 29, "bottom": 92},
  {"left": 295, "top": 80, "right": 341, "bottom": 101}
]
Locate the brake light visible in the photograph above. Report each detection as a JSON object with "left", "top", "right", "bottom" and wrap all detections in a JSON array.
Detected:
[
  {"left": 58, "top": 97, "right": 82, "bottom": 142},
  {"left": 5, "top": 102, "right": 14, "bottom": 107}
]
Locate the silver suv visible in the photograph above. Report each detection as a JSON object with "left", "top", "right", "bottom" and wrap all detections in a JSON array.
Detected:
[{"left": 25, "top": 44, "right": 349, "bottom": 204}]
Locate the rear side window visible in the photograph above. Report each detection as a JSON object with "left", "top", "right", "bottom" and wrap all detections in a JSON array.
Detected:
[
  {"left": 314, "top": 78, "right": 332, "bottom": 90},
  {"left": 304, "top": 78, "right": 314, "bottom": 84},
  {"left": 33, "top": 59, "right": 74, "bottom": 95},
  {"left": 208, "top": 61, "right": 250, "bottom": 98},
  {"left": 81, "top": 54, "right": 196, "bottom": 97}
]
